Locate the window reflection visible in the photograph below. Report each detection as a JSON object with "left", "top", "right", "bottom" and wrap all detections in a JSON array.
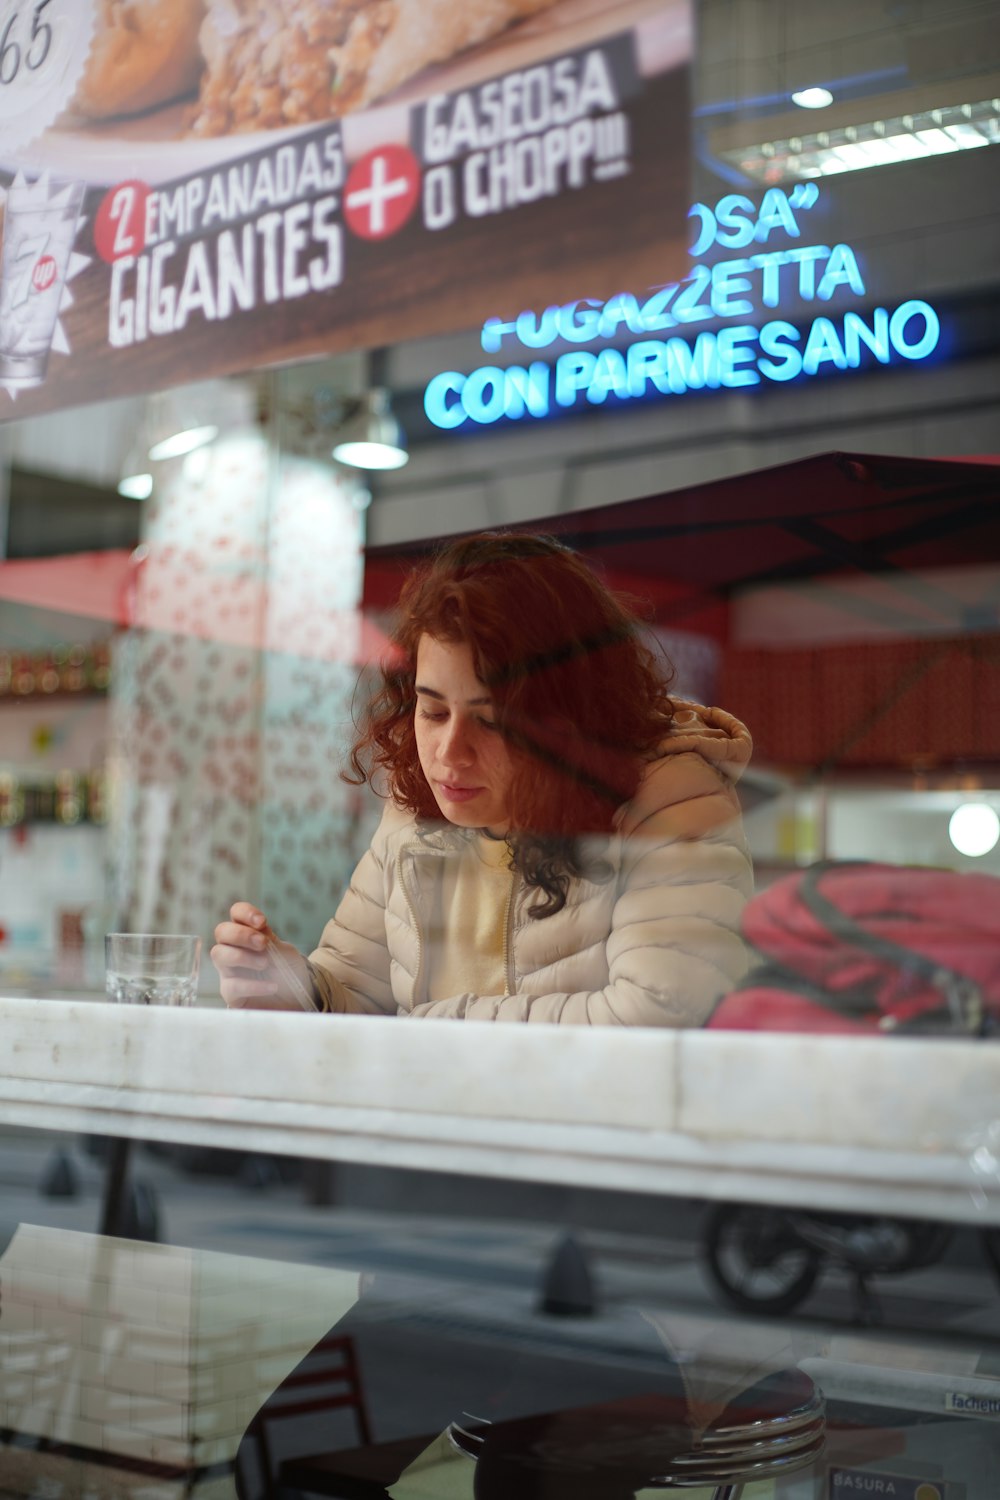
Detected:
[{"left": 0, "top": 0, "right": 998, "bottom": 1492}]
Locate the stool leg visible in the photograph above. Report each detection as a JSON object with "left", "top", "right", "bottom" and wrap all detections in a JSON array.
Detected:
[
  {"left": 711, "top": 1486, "right": 743, "bottom": 1500},
  {"left": 99, "top": 1137, "right": 132, "bottom": 1236}
]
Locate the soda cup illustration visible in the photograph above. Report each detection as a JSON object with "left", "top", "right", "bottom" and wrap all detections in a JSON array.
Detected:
[{"left": 0, "top": 174, "right": 86, "bottom": 388}]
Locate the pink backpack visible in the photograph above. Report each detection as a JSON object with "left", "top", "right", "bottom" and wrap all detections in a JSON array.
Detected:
[{"left": 708, "top": 860, "right": 1000, "bottom": 1035}]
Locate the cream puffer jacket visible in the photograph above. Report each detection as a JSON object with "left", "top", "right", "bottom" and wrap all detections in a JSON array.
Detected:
[{"left": 308, "top": 703, "right": 753, "bottom": 1026}]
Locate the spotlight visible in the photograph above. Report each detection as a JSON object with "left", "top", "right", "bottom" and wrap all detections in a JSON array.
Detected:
[
  {"left": 949, "top": 803, "right": 1000, "bottom": 858},
  {"left": 118, "top": 471, "right": 153, "bottom": 500},
  {"left": 333, "top": 390, "right": 408, "bottom": 471},
  {"left": 791, "top": 87, "right": 834, "bottom": 109},
  {"left": 149, "top": 424, "right": 219, "bottom": 462}
]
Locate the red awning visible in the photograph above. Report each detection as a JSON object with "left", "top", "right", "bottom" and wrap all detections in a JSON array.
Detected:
[
  {"left": 364, "top": 451, "right": 1000, "bottom": 637},
  {"left": 363, "top": 451, "right": 1000, "bottom": 769}
]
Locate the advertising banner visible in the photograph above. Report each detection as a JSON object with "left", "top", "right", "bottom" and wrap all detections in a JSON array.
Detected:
[{"left": 0, "top": 0, "right": 691, "bottom": 420}]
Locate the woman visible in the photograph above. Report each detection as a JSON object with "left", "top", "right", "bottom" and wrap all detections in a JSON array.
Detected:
[
  {"left": 212, "top": 532, "right": 753, "bottom": 1024},
  {"left": 221, "top": 533, "right": 755, "bottom": 1498}
]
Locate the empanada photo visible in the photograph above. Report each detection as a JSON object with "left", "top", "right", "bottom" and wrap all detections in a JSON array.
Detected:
[
  {"left": 190, "top": 0, "right": 561, "bottom": 135},
  {"left": 72, "top": 0, "right": 206, "bottom": 120}
]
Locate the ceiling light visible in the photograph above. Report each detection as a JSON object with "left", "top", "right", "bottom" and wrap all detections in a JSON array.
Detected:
[
  {"left": 719, "top": 96, "right": 999, "bottom": 182},
  {"left": 333, "top": 441, "right": 409, "bottom": 470},
  {"left": 183, "top": 445, "right": 213, "bottom": 485},
  {"left": 148, "top": 424, "right": 219, "bottom": 462},
  {"left": 118, "top": 426, "right": 154, "bottom": 499},
  {"left": 949, "top": 803, "right": 1000, "bottom": 858},
  {"left": 332, "top": 389, "right": 408, "bottom": 471},
  {"left": 791, "top": 87, "right": 833, "bottom": 109},
  {"left": 117, "top": 471, "right": 153, "bottom": 500}
]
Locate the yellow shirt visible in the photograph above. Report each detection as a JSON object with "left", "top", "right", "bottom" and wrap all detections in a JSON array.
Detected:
[{"left": 427, "top": 834, "right": 514, "bottom": 1003}]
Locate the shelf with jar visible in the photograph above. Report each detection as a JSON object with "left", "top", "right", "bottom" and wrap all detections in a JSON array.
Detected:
[
  {"left": 0, "top": 642, "right": 112, "bottom": 701},
  {"left": 0, "top": 769, "right": 108, "bottom": 828}
]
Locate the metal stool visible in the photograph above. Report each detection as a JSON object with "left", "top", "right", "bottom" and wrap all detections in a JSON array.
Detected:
[
  {"left": 448, "top": 1371, "right": 825, "bottom": 1500},
  {"left": 648, "top": 1378, "right": 825, "bottom": 1497}
]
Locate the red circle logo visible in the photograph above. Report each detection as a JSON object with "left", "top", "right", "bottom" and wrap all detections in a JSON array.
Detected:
[
  {"left": 95, "top": 180, "right": 151, "bottom": 263},
  {"left": 344, "top": 145, "right": 421, "bottom": 240},
  {"left": 31, "top": 255, "right": 57, "bottom": 292}
]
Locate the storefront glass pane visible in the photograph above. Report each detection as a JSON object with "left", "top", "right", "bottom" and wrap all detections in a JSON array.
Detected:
[{"left": 0, "top": 2, "right": 999, "bottom": 1494}]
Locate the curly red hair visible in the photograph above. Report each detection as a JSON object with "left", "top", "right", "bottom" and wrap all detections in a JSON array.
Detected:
[{"left": 346, "top": 533, "right": 675, "bottom": 914}]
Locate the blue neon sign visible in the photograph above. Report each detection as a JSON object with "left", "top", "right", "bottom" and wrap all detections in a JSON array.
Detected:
[{"left": 424, "top": 185, "right": 942, "bottom": 430}]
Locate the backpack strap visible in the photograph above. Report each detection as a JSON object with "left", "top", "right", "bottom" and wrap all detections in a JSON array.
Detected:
[
  {"left": 797, "top": 861, "right": 985, "bottom": 1035},
  {"left": 729, "top": 958, "right": 878, "bottom": 1019}
]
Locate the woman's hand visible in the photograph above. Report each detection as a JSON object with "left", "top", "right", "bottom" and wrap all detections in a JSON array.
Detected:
[{"left": 211, "top": 902, "right": 317, "bottom": 1011}]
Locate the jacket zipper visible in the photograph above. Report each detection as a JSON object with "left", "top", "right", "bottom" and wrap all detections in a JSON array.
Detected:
[{"left": 502, "top": 873, "right": 517, "bottom": 998}]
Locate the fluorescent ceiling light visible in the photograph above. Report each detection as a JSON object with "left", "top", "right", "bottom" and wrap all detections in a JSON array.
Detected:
[
  {"left": 720, "top": 96, "right": 999, "bottom": 182},
  {"left": 149, "top": 424, "right": 219, "bottom": 462},
  {"left": 117, "top": 472, "right": 153, "bottom": 500},
  {"left": 791, "top": 87, "right": 833, "bottom": 109}
]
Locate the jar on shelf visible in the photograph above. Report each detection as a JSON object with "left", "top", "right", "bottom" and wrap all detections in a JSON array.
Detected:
[
  {"left": 60, "top": 646, "right": 87, "bottom": 693},
  {"left": 0, "top": 774, "right": 25, "bottom": 826},
  {"left": 89, "top": 643, "right": 112, "bottom": 692},
  {"left": 86, "top": 769, "right": 108, "bottom": 824},
  {"left": 11, "top": 655, "right": 35, "bottom": 695},
  {"left": 55, "top": 770, "right": 85, "bottom": 825},
  {"left": 38, "top": 652, "right": 60, "bottom": 694}
]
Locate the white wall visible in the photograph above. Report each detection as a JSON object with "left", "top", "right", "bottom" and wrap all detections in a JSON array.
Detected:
[
  {"left": 744, "top": 783, "right": 1000, "bottom": 880},
  {"left": 732, "top": 564, "right": 1000, "bottom": 647}
]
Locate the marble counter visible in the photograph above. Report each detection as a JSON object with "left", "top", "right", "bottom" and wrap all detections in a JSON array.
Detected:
[{"left": 2, "top": 997, "right": 998, "bottom": 1224}]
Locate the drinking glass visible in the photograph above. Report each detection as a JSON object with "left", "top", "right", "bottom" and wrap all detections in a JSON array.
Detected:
[{"left": 105, "top": 933, "right": 202, "bottom": 1007}]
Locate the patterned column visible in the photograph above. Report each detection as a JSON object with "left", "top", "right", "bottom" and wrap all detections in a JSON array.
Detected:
[{"left": 109, "top": 409, "right": 366, "bottom": 966}]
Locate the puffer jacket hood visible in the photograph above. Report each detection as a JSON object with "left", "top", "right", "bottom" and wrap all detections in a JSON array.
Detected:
[{"left": 660, "top": 701, "right": 753, "bottom": 782}]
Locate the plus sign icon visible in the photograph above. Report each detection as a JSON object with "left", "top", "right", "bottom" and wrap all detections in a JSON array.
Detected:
[{"left": 344, "top": 145, "right": 422, "bottom": 240}]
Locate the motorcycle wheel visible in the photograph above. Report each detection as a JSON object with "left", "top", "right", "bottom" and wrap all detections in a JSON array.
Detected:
[{"left": 703, "top": 1203, "right": 823, "bottom": 1316}]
